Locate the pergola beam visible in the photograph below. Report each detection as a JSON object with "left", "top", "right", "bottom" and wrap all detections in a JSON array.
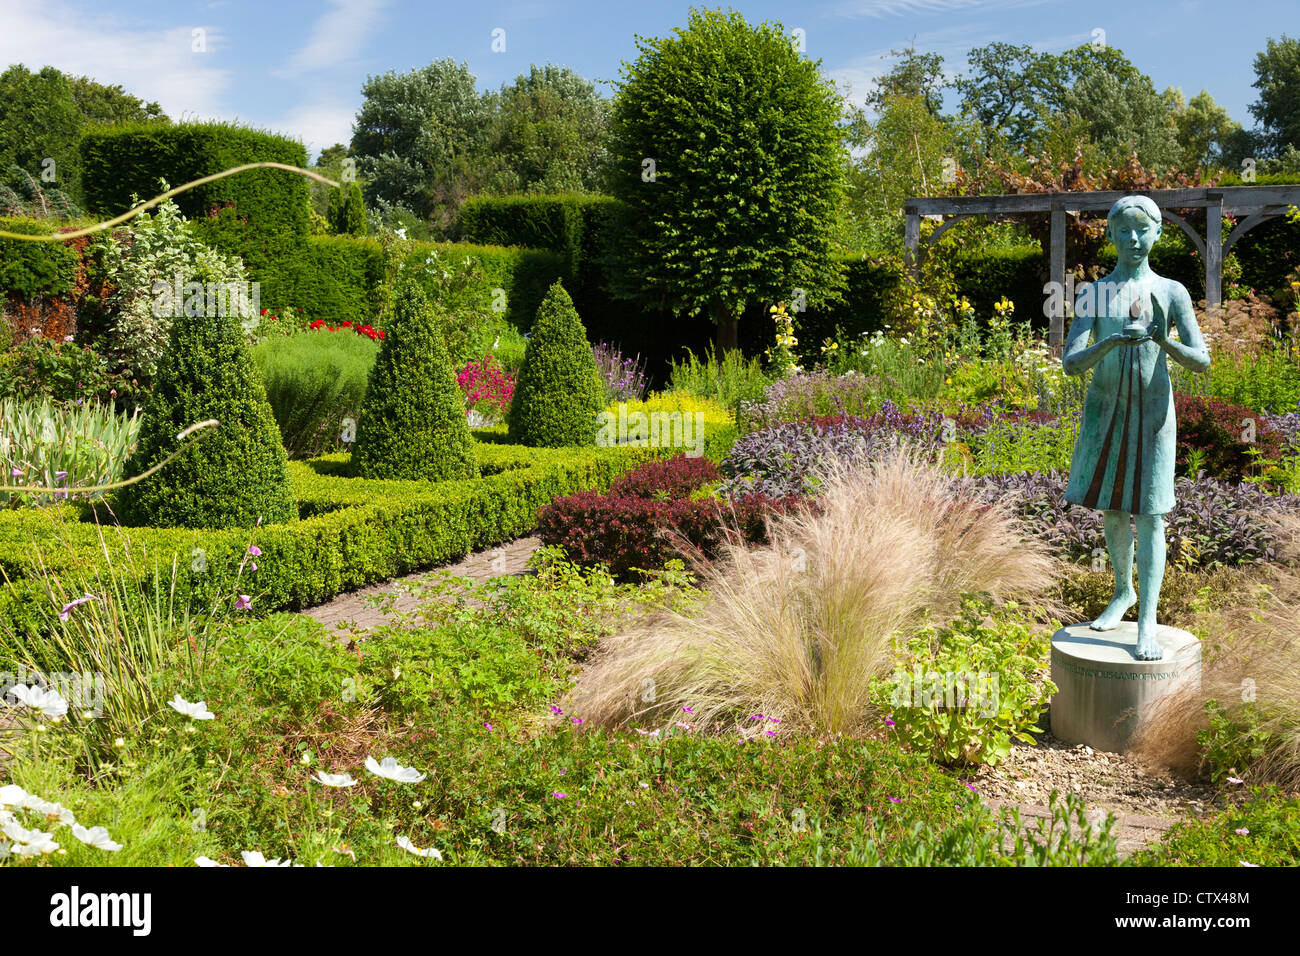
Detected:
[{"left": 902, "top": 184, "right": 1300, "bottom": 353}]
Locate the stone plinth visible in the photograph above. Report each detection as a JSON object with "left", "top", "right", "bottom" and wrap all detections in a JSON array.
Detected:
[{"left": 1049, "top": 623, "right": 1200, "bottom": 754}]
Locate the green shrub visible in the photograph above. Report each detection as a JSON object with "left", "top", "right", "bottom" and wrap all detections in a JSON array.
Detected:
[
  {"left": 352, "top": 280, "right": 479, "bottom": 481},
  {"left": 602, "top": 392, "right": 738, "bottom": 462},
  {"left": 457, "top": 193, "right": 618, "bottom": 283},
  {"left": 117, "top": 301, "right": 296, "bottom": 529},
  {"left": 326, "top": 183, "right": 367, "bottom": 236},
  {"left": 0, "top": 217, "right": 80, "bottom": 299},
  {"left": 508, "top": 280, "right": 604, "bottom": 447},
  {"left": 969, "top": 415, "right": 1081, "bottom": 476},
  {"left": 1132, "top": 786, "right": 1300, "bottom": 867},
  {"left": 874, "top": 598, "right": 1055, "bottom": 766},
  {"left": 253, "top": 330, "right": 380, "bottom": 459},
  {"left": 0, "top": 338, "right": 109, "bottom": 404},
  {"left": 93, "top": 198, "right": 251, "bottom": 386}
]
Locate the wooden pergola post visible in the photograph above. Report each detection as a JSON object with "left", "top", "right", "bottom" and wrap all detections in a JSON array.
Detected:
[
  {"left": 1049, "top": 200, "right": 1067, "bottom": 354},
  {"left": 1204, "top": 191, "right": 1223, "bottom": 309},
  {"left": 904, "top": 205, "right": 921, "bottom": 278}
]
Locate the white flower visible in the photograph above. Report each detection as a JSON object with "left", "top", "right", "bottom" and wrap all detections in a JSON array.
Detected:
[
  {"left": 396, "top": 835, "right": 442, "bottom": 860},
  {"left": 71, "top": 824, "right": 122, "bottom": 851},
  {"left": 10, "top": 835, "right": 59, "bottom": 855},
  {"left": 313, "top": 771, "right": 356, "bottom": 788},
  {"left": 365, "top": 756, "right": 425, "bottom": 783},
  {"left": 10, "top": 684, "right": 68, "bottom": 719},
  {"left": 168, "top": 695, "right": 215, "bottom": 721},
  {"left": 194, "top": 856, "right": 227, "bottom": 867},
  {"left": 22, "top": 796, "right": 75, "bottom": 826},
  {"left": 0, "top": 784, "right": 29, "bottom": 807},
  {"left": 241, "top": 850, "right": 297, "bottom": 867}
]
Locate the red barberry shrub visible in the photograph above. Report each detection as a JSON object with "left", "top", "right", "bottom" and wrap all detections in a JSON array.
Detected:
[
  {"left": 1174, "top": 392, "right": 1282, "bottom": 484},
  {"left": 609, "top": 454, "right": 720, "bottom": 499}
]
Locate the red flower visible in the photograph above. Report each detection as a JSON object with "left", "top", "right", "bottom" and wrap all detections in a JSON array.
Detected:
[{"left": 260, "top": 309, "right": 268, "bottom": 315}]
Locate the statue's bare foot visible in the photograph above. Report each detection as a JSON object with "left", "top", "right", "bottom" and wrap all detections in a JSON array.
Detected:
[
  {"left": 1090, "top": 588, "right": 1136, "bottom": 631},
  {"left": 1134, "top": 619, "right": 1163, "bottom": 660}
]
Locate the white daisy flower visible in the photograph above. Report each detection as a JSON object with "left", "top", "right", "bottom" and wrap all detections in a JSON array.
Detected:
[
  {"left": 313, "top": 771, "right": 357, "bottom": 788},
  {"left": 364, "top": 756, "right": 425, "bottom": 783},
  {"left": 241, "top": 850, "right": 296, "bottom": 867},
  {"left": 71, "top": 824, "right": 122, "bottom": 851},
  {"left": 396, "top": 835, "right": 442, "bottom": 860},
  {"left": 194, "top": 856, "right": 228, "bottom": 867},
  {"left": 167, "top": 695, "right": 215, "bottom": 721},
  {"left": 10, "top": 684, "right": 68, "bottom": 719}
]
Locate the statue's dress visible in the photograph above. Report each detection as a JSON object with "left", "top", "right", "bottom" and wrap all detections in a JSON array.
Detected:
[{"left": 1064, "top": 285, "right": 1176, "bottom": 517}]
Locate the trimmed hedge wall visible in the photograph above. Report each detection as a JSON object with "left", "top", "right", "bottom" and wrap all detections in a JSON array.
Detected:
[
  {"left": 0, "top": 217, "right": 81, "bottom": 300},
  {"left": 79, "top": 121, "right": 310, "bottom": 237},
  {"left": 458, "top": 194, "right": 619, "bottom": 281},
  {"left": 0, "top": 441, "right": 657, "bottom": 641},
  {"left": 180, "top": 229, "right": 565, "bottom": 330}
]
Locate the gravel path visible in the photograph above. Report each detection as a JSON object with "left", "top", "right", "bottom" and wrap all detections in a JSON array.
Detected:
[
  {"left": 972, "top": 730, "right": 1219, "bottom": 856},
  {"left": 302, "top": 537, "right": 543, "bottom": 635}
]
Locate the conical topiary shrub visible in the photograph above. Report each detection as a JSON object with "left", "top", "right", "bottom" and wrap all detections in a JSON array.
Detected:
[
  {"left": 352, "top": 278, "right": 479, "bottom": 481},
  {"left": 508, "top": 280, "right": 604, "bottom": 447},
  {"left": 118, "top": 307, "right": 296, "bottom": 529}
]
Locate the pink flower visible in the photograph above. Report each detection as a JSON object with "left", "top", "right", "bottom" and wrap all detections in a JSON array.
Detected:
[
  {"left": 550, "top": 792, "right": 568, "bottom": 799},
  {"left": 234, "top": 594, "right": 253, "bottom": 611},
  {"left": 58, "top": 593, "right": 98, "bottom": 621},
  {"left": 247, "top": 545, "right": 262, "bottom": 556},
  {"left": 1235, "top": 827, "right": 1249, "bottom": 835}
]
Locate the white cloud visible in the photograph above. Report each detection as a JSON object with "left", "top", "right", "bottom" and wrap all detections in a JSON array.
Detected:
[
  {"left": 275, "top": 0, "right": 390, "bottom": 77},
  {"left": 0, "top": 0, "right": 232, "bottom": 119},
  {"left": 274, "top": 101, "right": 358, "bottom": 160},
  {"left": 828, "top": 0, "right": 1060, "bottom": 18}
]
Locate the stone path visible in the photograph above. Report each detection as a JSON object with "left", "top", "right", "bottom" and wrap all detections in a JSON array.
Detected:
[
  {"left": 982, "top": 797, "right": 1176, "bottom": 857},
  {"left": 303, "top": 537, "right": 543, "bottom": 635}
]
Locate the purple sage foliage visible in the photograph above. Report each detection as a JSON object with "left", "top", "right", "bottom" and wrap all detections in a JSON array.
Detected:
[
  {"left": 959, "top": 470, "right": 1300, "bottom": 568},
  {"left": 592, "top": 342, "right": 649, "bottom": 403},
  {"left": 721, "top": 407, "right": 944, "bottom": 498},
  {"left": 738, "top": 369, "right": 879, "bottom": 431},
  {"left": 1262, "top": 408, "right": 1300, "bottom": 454}
]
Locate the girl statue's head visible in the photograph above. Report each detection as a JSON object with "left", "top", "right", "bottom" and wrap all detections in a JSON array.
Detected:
[{"left": 1107, "top": 195, "right": 1163, "bottom": 266}]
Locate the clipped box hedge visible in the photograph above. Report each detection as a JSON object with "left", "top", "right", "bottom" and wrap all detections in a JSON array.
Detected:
[{"left": 0, "top": 441, "right": 655, "bottom": 641}]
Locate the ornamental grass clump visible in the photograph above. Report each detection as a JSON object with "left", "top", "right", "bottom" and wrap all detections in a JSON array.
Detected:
[
  {"left": 564, "top": 445, "right": 1054, "bottom": 736},
  {"left": 352, "top": 279, "right": 479, "bottom": 482},
  {"left": 1130, "top": 512, "right": 1300, "bottom": 788},
  {"left": 507, "top": 281, "right": 605, "bottom": 447}
]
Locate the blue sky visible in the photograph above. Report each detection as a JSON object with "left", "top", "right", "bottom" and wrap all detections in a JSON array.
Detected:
[{"left": 0, "top": 0, "right": 1289, "bottom": 161}]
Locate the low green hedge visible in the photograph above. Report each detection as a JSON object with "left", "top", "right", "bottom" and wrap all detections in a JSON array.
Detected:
[{"left": 0, "top": 441, "right": 656, "bottom": 640}]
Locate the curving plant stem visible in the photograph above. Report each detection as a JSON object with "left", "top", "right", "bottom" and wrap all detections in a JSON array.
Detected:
[
  {"left": 0, "top": 162, "right": 341, "bottom": 241},
  {"left": 0, "top": 419, "right": 220, "bottom": 495}
]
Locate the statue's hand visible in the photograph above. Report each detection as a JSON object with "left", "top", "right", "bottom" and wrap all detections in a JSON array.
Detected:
[
  {"left": 1102, "top": 331, "right": 1144, "bottom": 348},
  {"left": 1147, "top": 297, "right": 1168, "bottom": 345}
]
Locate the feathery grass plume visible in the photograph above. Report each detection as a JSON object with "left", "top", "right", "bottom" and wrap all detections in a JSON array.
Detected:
[
  {"left": 1130, "top": 512, "right": 1300, "bottom": 786},
  {"left": 563, "top": 443, "right": 1055, "bottom": 736}
]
